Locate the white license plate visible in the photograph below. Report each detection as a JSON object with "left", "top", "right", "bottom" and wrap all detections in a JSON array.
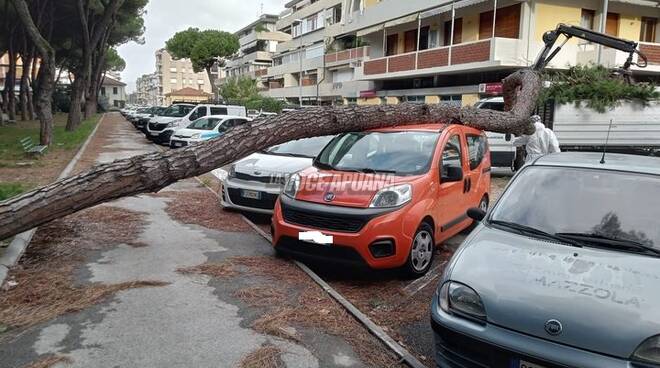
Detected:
[
  {"left": 298, "top": 231, "right": 333, "bottom": 245},
  {"left": 149, "top": 131, "right": 159, "bottom": 136},
  {"left": 517, "top": 359, "right": 549, "bottom": 368},
  {"left": 172, "top": 142, "right": 183, "bottom": 147},
  {"left": 240, "top": 189, "right": 261, "bottom": 200}
]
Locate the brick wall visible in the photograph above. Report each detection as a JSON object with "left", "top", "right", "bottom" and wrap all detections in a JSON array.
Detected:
[
  {"left": 388, "top": 53, "right": 415, "bottom": 73},
  {"left": 418, "top": 48, "right": 449, "bottom": 69},
  {"left": 364, "top": 59, "right": 387, "bottom": 75},
  {"left": 640, "top": 44, "right": 660, "bottom": 65},
  {"left": 451, "top": 40, "right": 490, "bottom": 65}
]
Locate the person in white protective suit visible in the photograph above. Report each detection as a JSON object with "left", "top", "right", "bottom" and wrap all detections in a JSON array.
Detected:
[{"left": 513, "top": 115, "right": 561, "bottom": 165}]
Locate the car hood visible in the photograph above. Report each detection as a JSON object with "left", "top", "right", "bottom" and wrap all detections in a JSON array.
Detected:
[
  {"left": 151, "top": 116, "right": 179, "bottom": 124},
  {"left": 449, "top": 226, "right": 660, "bottom": 358},
  {"left": 295, "top": 166, "right": 416, "bottom": 208},
  {"left": 234, "top": 152, "right": 313, "bottom": 176}
]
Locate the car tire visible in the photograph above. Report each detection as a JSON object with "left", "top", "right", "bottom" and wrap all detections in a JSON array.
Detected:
[{"left": 402, "top": 222, "right": 435, "bottom": 278}]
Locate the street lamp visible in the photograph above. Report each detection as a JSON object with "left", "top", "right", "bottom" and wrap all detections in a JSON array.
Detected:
[{"left": 292, "top": 19, "right": 304, "bottom": 107}]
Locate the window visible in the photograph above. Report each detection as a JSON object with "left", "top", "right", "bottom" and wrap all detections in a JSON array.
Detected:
[
  {"left": 326, "top": 5, "right": 342, "bottom": 25},
  {"left": 581, "top": 9, "right": 596, "bottom": 30},
  {"left": 101, "top": 87, "right": 106, "bottom": 96},
  {"left": 479, "top": 4, "right": 521, "bottom": 39},
  {"left": 210, "top": 107, "right": 228, "bottom": 115},
  {"left": 113, "top": 87, "right": 118, "bottom": 95},
  {"left": 405, "top": 95, "right": 425, "bottom": 104},
  {"left": 170, "top": 67, "right": 177, "bottom": 72},
  {"left": 419, "top": 26, "right": 430, "bottom": 50},
  {"left": 443, "top": 18, "right": 463, "bottom": 46},
  {"left": 641, "top": 17, "right": 658, "bottom": 42},
  {"left": 441, "top": 134, "right": 462, "bottom": 177},
  {"left": 466, "top": 134, "right": 488, "bottom": 170},
  {"left": 306, "top": 44, "right": 325, "bottom": 59},
  {"left": 170, "top": 78, "right": 177, "bottom": 83},
  {"left": 386, "top": 34, "right": 398, "bottom": 56},
  {"left": 606, "top": 12, "right": 619, "bottom": 37},
  {"left": 404, "top": 29, "right": 418, "bottom": 53},
  {"left": 429, "top": 29, "right": 440, "bottom": 48}
]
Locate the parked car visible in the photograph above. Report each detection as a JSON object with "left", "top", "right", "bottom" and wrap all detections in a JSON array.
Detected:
[
  {"left": 214, "top": 135, "right": 335, "bottom": 214},
  {"left": 271, "top": 124, "right": 491, "bottom": 277},
  {"left": 146, "top": 104, "right": 246, "bottom": 145},
  {"left": 169, "top": 115, "right": 250, "bottom": 148},
  {"left": 135, "top": 106, "right": 166, "bottom": 133},
  {"left": 432, "top": 152, "right": 660, "bottom": 368},
  {"left": 475, "top": 97, "right": 519, "bottom": 169}
]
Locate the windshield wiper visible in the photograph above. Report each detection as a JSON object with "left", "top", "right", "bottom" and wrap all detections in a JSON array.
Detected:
[
  {"left": 313, "top": 161, "right": 335, "bottom": 170},
  {"left": 489, "top": 220, "right": 583, "bottom": 248},
  {"left": 351, "top": 168, "right": 397, "bottom": 174},
  {"left": 269, "top": 152, "right": 314, "bottom": 158},
  {"left": 556, "top": 233, "right": 660, "bottom": 257}
]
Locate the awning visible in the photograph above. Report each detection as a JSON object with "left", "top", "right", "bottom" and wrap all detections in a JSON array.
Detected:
[
  {"left": 356, "top": 23, "right": 385, "bottom": 37},
  {"left": 360, "top": 90, "right": 378, "bottom": 98},
  {"left": 420, "top": 0, "right": 491, "bottom": 19},
  {"left": 384, "top": 13, "right": 420, "bottom": 28}
]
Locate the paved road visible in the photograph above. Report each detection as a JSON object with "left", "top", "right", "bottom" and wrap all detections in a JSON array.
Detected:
[{"left": 0, "top": 113, "right": 377, "bottom": 368}]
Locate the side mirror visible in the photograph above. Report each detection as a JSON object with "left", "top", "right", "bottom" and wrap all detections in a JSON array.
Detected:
[
  {"left": 467, "top": 207, "right": 486, "bottom": 222},
  {"left": 505, "top": 133, "right": 512, "bottom": 142},
  {"left": 441, "top": 165, "right": 463, "bottom": 182}
]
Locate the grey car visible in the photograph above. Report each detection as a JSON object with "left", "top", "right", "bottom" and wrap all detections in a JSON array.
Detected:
[{"left": 431, "top": 152, "right": 660, "bottom": 368}]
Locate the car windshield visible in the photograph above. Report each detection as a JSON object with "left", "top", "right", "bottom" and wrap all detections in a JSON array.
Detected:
[
  {"left": 187, "top": 117, "right": 221, "bottom": 130},
  {"left": 265, "top": 136, "right": 334, "bottom": 158},
  {"left": 490, "top": 166, "right": 660, "bottom": 251},
  {"left": 315, "top": 131, "right": 439, "bottom": 175},
  {"left": 162, "top": 105, "right": 193, "bottom": 117}
]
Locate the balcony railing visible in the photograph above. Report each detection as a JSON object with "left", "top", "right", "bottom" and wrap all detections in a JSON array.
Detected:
[
  {"left": 324, "top": 46, "right": 370, "bottom": 65},
  {"left": 364, "top": 39, "right": 492, "bottom": 76},
  {"left": 640, "top": 42, "right": 660, "bottom": 65}
]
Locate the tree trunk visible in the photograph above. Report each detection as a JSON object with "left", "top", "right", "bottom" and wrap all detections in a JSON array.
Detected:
[
  {"left": 35, "top": 58, "right": 55, "bottom": 146},
  {"left": 206, "top": 66, "right": 218, "bottom": 101},
  {"left": 0, "top": 69, "right": 540, "bottom": 240},
  {"left": 5, "top": 46, "right": 17, "bottom": 121},
  {"left": 66, "top": 75, "right": 85, "bottom": 131},
  {"left": 19, "top": 55, "right": 32, "bottom": 121}
]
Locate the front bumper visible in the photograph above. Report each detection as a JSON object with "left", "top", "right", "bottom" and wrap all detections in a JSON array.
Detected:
[
  {"left": 272, "top": 195, "right": 413, "bottom": 269},
  {"left": 430, "top": 298, "right": 632, "bottom": 368},
  {"left": 220, "top": 177, "right": 282, "bottom": 215},
  {"left": 148, "top": 130, "right": 174, "bottom": 144}
]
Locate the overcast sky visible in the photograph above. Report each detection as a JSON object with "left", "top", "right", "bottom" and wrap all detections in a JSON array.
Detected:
[{"left": 117, "top": 0, "right": 285, "bottom": 92}]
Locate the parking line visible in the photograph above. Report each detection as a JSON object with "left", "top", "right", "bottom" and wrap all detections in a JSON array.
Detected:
[{"left": 401, "top": 260, "right": 446, "bottom": 297}]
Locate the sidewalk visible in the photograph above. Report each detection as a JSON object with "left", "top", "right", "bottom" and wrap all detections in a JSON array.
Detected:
[{"left": 0, "top": 113, "right": 400, "bottom": 368}]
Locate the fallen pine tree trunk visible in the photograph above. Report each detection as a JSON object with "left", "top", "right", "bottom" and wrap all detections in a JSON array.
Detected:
[{"left": 0, "top": 69, "right": 540, "bottom": 240}]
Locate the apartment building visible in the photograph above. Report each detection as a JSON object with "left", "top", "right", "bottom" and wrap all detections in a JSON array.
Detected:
[
  {"left": 262, "top": 0, "right": 376, "bottom": 105},
  {"left": 222, "top": 14, "right": 291, "bottom": 90},
  {"left": 154, "top": 49, "right": 213, "bottom": 106},
  {"left": 135, "top": 73, "right": 160, "bottom": 106},
  {"left": 261, "top": 0, "right": 660, "bottom": 106}
]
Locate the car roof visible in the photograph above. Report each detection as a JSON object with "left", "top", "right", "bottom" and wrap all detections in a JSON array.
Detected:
[
  {"left": 533, "top": 152, "right": 660, "bottom": 175},
  {"left": 369, "top": 123, "right": 448, "bottom": 133},
  {"left": 205, "top": 115, "right": 249, "bottom": 120}
]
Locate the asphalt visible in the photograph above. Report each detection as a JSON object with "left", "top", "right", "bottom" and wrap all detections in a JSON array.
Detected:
[{"left": 0, "top": 113, "right": 367, "bottom": 368}]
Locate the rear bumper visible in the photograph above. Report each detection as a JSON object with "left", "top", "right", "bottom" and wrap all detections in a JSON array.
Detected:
[{"left": 430, "top": 299, "right": 631, "bottom": 368}]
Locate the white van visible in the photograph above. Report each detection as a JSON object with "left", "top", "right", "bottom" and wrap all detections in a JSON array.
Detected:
[
  {"left": 474, "top": 97, "right": 517, "bottom": 169},
  {"left": 146, "top": 104, "right": 247, "bottom": 145}
]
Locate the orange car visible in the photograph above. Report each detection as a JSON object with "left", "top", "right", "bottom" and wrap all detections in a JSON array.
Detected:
[{"left": 272, "top": 124, "right": 491, "bottom": 277}]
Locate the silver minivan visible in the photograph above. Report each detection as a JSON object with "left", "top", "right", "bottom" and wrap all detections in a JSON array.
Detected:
[{"left": 432, "top": 152, "right": 660, "bottom": 368}]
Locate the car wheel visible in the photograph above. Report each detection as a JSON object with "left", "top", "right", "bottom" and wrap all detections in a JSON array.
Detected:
[{"left": 403, "top": 222, "right": 435, "bottom": 278}]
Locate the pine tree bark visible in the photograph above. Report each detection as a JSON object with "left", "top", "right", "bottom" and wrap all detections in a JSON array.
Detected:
[
  {"left": 19, "top": 54, "right": 32, "bottom": 121},
  {"left": 0, "top": 69, "right": 540, "bottom": 240},
  {"left": 4, "top": 42, "right": 17, "bottom": 121}
]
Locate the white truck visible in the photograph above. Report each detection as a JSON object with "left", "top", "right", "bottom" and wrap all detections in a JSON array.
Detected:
[
  {"left": 476, "top": 97, "right": 660, "bottom": 169},
  {"left": 146, "top": 104, "right": 247, "bottom": 145}
]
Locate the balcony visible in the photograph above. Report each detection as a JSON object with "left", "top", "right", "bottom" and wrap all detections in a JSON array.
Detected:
[
  {"left": 324, "top": 46, "right": 370, "bottom": 67},
  {"left": 263, "top": 80, "right": 375, "bottom": 99},
  {"left": 362, "top": 38, "right": 517, "bottom": 79}
]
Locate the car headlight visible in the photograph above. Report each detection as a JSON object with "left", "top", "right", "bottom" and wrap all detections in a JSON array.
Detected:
[
  {"left": 166, "top": 119, "right": 180, "bottom": 128},
  {"left": 633, "top": 335, "right": 660, "bottom": 364},
  {"left": 227, "top": 165, "right": 236, "bottom": 179},
  {"left": 283, "top": 173, "right": 300, "bottom": 198},
  {"left": 438, "top": 281, "right": 487, "bottom": 320},
  {"left": 191, "top": 133, "right": 201, "bottom": 139},
  {"left": 369, "top": 183, "right": 412, "bottom": 208}
]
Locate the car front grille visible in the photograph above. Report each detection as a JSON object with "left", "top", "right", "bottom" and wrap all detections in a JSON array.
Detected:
[
  {"left": 432, "top": 320, "right": 565, "bottom": 368},
  {"left": 234, "top": 172, "right": 286, "bottom": 185},
  {"left": 227, "top": 188, "right": 278, "bottom": 210},
  {"left": 281, "top": 203, "right": 367, "bottom": 233},
  {"left": 148, "top": 122, "right": 168, "bottom": 131}
]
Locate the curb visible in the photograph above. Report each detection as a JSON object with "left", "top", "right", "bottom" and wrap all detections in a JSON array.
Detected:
[{"left": 0, "top": 113, "right": 106, "bottom": 287}]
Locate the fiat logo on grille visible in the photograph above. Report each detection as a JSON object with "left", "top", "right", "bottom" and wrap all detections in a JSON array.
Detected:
[
  {"left": 324, "top": 192, "right": 335, "bottom": 202},
  {"left": 544, "top": 319, "right": 563, "bottom": 336}
]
